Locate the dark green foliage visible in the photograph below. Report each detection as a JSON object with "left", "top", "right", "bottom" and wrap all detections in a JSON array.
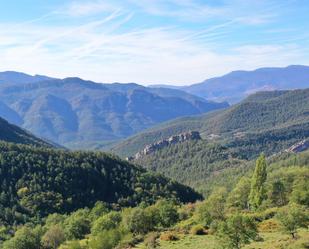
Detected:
[
  {"left": 217, "top": 214, "right": 258, "bottom": 249},
  {"left": 249, "top": 154, "right": 267, "bottom": 209},
  {"left": 0, "top": 142, "right": 201, "bottom": 225}
]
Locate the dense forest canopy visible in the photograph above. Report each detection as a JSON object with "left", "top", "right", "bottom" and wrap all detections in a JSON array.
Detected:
[
  {"left": 0, "top": 151, "right": 307, "bottom": 249},
  {"left": 0, "top": 142, "right": 201, "bottom": 226}
]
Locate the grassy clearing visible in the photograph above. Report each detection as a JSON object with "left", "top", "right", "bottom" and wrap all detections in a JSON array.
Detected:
[{"left": 134, "top": 229, "right": 309, "bottom": 249}]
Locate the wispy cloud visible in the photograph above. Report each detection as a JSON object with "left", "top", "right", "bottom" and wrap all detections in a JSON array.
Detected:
[
  {"left": 0, "top": 0, "right": 308, "bottom": 85},
  {"left": 58, "top": 1, "right": 121, "bottom": 17}
]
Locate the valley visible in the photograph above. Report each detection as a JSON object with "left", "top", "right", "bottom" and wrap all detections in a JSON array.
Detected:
[{"left": 0, "top": 71, "right": 308, "bottom": 249}]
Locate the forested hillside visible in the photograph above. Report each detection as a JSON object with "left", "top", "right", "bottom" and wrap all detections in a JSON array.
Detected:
[
  {"left": 0, "top": 117, "right": 53, "bottom": 147},
  {"left": 0, "top": 152, "right": 308, "bottom": 249},
  {"left": 112, "top": 89, "right": 309, "bottom": 157},
  {"left": 0, "top": 142, "right": 201, "bottom": 226}
]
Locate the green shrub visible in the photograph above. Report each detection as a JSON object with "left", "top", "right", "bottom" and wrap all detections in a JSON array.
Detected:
[
  {"left": 123, "top": 207, "right": 155, "bottom": 234},
  {"left": 217, "top": 213, "right": 258, "bottom": 249},
  {"left": 88, "top": 228, "right": 123, "bottom": 249},
  {"left": 276, "top": 203, "right": 309, "bottom": 238},
  {"left": 91, "top": 211, "right": 121, "bottom": 235}
]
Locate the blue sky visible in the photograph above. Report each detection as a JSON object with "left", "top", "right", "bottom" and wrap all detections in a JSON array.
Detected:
[{"left": 0, "top": 0, "right": 308, "bottom": 85}]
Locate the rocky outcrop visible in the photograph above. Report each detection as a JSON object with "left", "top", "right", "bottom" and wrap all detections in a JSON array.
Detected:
[
  {"left": 285, "top": 139, "right": 309, "bottom": 153},
  {"left": 129, "top": 131, "right": 201, "bottom": 160}
]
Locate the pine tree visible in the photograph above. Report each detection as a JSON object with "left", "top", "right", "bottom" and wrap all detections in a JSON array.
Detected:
[{"left": 249, "top": 154, "right": 267, "bottom": 209}]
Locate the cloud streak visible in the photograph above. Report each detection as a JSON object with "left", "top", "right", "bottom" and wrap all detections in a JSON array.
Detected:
[{"left": 0, "top": 0, "right": 308, "bottom": 85}]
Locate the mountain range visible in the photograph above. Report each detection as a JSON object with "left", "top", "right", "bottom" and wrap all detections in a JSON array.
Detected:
[
  {"left": 0, "top": 65, "right": 308, "bottom": 149},
  {"left": 0, "top": 72, "right": 227, "bottom": 149},
  {"left": 152, "top": 65, "right": 309, "bottom": 103}
]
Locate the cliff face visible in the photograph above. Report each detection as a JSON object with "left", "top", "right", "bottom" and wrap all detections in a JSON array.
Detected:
[
  {"left": 129, "top": 131, "right": 201, "bottom": 160},
  {"left": 285, "top": 139, "right": 309, "bottom": 153}
]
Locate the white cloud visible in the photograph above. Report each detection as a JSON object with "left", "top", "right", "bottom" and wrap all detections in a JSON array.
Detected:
[
  {"left": 0, "top": 0, "right": 307, "bottom": 85},
  {"left": 59, "top": 1, "right": 120, "bottom": 17}
]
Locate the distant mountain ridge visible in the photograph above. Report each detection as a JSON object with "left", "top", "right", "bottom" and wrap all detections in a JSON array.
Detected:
[
  {"left": 181, "top": 65, "right": 309, "bottom": 103},
  {"left": 0, "top": 71, "right": 227, "bottom": 149},
  {"left": 0, "top": 71, "right": 54, "bottom": 84}
]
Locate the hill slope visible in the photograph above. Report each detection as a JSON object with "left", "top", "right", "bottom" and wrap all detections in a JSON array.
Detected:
[
  {"left": 182, "top": 65, "right": 309, "bottom": 103},
  {"left": 112, "top": 89, "right": 309, "bottom": 157},
  {"left": 0, "top": 73, "right": 227, "bottom": 149},
  {"left": 0, "top": 142, "right": 201, "bottom": 225},
  {"left": 112, "top": 89, "right": 309, "bottom": 195},
  {"left": 0, "top": 116, "right": 53, "bottom": 147}
]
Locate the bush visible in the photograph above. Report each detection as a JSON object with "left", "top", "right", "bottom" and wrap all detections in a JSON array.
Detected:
[
  {"left": 258, "top": 218, "right": 281, "bottom": 232},
  {"left": 91, "top": 211, "right": 121, "bottom": 235},
  {"left": 178, "top": 203, "right": 196, "bottom": 220},
  {"left": 88, "top": 228, "right": 123, "bottom": 249},
  {"left": 155, "top": 200, "right": 179, "bottom": 228},
  {"left": 123, "top": 207, "right": 155, "bottom": 234},
  {"left": 217, "top": 213, "right": 258, "bottom": 249},
  {"left": 2, "top": 225, "right": 43, "bottom": 249},
  {"left": 276, "top": 203, "right": 309, "bottom": 238},
  {"left": 41, "top": 225, "right": 65, "bottom": 249},
  {"left": 144, "top": 232, "right": 159, "bottom": 249},
  {"left": 174, "top": 216, "right": 197, "bottom": 234},
  {"left": 190, "top": 224, "right": 206, "bottom": 235},
  {"left": 160, "top": 232, "right": 178, "bottom": 241},
  {"left": 58, "top": 241, "right": 82, "bottom": 249},
  {"left": 247, "top": 207, "right": 279, "bottom": 222},
  {"left": 63, "top": 210, "right": 90, "bottom": 240}
]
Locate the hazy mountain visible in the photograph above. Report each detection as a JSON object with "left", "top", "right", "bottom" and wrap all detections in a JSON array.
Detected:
[
  {"left": 112, "top": 88, "right": 309, "bottom": 157},
  {"left": 0, "top": 116, "right": 53, "bottom": 147},
  {"left": 0, "top": 71, "right": 54, "bottom": 84},
  {"left": 182, "top": 65, "right": 309, "bottom": 103},
  {"left": 0, "top": 73, "right": 227, "bottom": 149}
]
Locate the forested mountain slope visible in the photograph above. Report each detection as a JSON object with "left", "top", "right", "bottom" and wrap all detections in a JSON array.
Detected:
[
  {"left": 0, "top": 142, "right": 201, "bottom": 225},
  {"left": 0, "top": 73, "right": 227, "bottom": 149},
  {"left": 0, "top": 116, "right": 53, "bottom": 147},
  {"left": 112, "top": 89, "right": 309, "bottom": 157}
]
